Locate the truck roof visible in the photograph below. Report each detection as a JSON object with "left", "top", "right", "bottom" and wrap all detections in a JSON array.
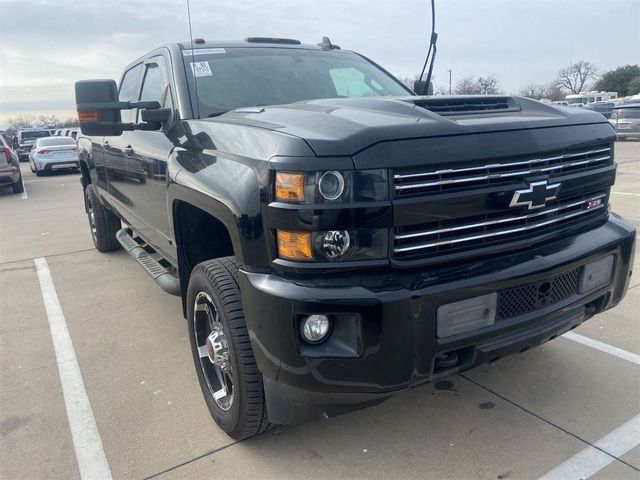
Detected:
[
  {"left": 176, "top": 38, "right": 336, "bottom": 51},
  {"left": 121, "top": 37, "right": 351, "bottom": 80}
]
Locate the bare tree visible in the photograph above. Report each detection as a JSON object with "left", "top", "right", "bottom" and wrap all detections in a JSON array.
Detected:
[
  {"left": 454, "top": 75, "right": 502, "bottom": 95},
  {"left": 455, "top": 76, "right": 478, "bottom": 94},
  {"left": 39, "top": 114, "right": 60, "bottom": 127},
  {"left": 555, "top": 61, "right": 599, "bottom": 94},
  {"left": 434, "top": 85, "right": 449, "bottom": 95},
  {"left": 544, "top": 83, "right": 566, "bottom": 102},
  {"left": 397, "top": 75, "right": 421, "bottom": 90},
  {"left": 7, "top": 113, "right": 37, "bottom": 130},
  {"left": 476, "top": 75, "right": 501, "bottom": 95},
  {"left": 520, "top": 83, "right": 547, "bottom": 100}
]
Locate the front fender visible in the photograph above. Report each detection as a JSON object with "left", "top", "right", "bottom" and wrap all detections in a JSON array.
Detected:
[{"left": 167, "top": 148, "right": 269, "bottom": 269}]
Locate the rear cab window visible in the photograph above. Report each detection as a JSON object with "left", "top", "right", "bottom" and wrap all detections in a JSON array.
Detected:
[{"left": 21, "top": 130, "right": 51, "bottom": 141}]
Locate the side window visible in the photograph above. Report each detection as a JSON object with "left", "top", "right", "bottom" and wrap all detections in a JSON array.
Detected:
[
  {"left": 119, "top": 64, "right": 142, "bottom": 123},
  {"left": 139, "top": 64, "right": 165, "bottom": 103},
  {"left": 329, "top": 67, "right": 383, "bottom": 98}
]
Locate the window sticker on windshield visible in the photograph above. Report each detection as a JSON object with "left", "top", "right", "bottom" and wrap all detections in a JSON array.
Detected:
[
  {"left": 182, "top": 48, "right": 226, "bottom": 56},
  {"left": 190, "top": 61, "right": 213, "bottom": 77}
]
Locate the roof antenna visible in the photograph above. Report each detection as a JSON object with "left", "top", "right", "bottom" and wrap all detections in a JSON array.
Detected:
[
  {"left": 416, "top": 0, "right": 438, "bottom": 95},
  {"left": 186, "top": 0, "right": 200, "bottom": 118},
  {"left": 318, "top": 36, "right": 340, "bottom": 50}
]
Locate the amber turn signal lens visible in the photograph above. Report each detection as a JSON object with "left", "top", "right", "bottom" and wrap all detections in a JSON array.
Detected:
[
  {"left": 275, "top": 172, "right": 305, "bottom": 202},
  {"left": 277, "top": 230, "right": 312, "bottom": 261},
  {"left": 78, "top": 111, "right": 100, "bottom": 122}
]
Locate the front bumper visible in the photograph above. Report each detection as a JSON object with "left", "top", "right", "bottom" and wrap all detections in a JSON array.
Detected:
[{"left": 239, "top": 215, "right": 635, "bottom": 424}]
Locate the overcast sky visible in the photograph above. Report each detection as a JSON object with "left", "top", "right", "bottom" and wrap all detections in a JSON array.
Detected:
[{"left": 1, "top": 0, "right": 638, "bottom": 126}]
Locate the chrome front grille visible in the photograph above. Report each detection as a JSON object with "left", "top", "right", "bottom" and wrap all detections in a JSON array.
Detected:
[
  {"left": 393, "top": 192, "right": 607, "bottom": 258},
  {"left": 394, "top": 146, "right": 612, "bottom": 197}
]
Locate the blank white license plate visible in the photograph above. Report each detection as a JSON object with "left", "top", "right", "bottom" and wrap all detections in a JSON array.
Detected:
[{"left": 52, "top": 163, "right": 76, "bottom": 169}]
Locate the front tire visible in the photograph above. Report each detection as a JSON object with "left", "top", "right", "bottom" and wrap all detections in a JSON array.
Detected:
[
  {"left": 84, "top": 184, "right": 121, "bottom": 252},
  {"left": 187, "top": 257, "right": 270, "bottom": 440}
]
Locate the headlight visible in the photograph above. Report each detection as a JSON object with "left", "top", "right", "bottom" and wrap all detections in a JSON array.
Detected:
[
  {"left": 274, "top": 169, "right": 388, "bottom": 204},
  {"left": 277, "top": 229, "right": 388, "bottom": 262},
  {"left": 318, "top": 171, "right": 345, "bottom": 201}
]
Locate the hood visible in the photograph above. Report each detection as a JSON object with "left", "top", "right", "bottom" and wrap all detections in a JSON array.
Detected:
[{"left": 207, "top": 96, "right": 611, "bottom": 157}]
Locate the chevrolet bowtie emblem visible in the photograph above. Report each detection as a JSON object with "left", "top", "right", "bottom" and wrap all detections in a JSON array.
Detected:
[{"left": 509, "top": 180, "right": 560, "bottom": 210}]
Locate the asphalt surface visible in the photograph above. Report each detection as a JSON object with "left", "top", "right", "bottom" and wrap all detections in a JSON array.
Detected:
[{"left": 1, "top": 141, "right": 639, "bottom": 480}]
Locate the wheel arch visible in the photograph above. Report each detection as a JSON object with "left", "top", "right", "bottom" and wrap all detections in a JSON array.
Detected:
[{"left": 170, "top": 186, "right": 242, "bottom": 316}]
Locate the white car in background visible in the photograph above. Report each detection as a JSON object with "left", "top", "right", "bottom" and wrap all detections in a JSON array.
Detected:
[{"left": 28, "top": 136, "right": 79, "bottom": 176}]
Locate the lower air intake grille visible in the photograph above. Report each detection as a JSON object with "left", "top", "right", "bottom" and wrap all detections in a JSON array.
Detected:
[{"left": 496, "top": 269, "right": 580, "bottom": 320}]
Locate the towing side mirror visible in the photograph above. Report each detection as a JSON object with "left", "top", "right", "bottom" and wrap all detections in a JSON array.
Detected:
[
  {"left": 75, "top": 79, "right": 125, "bottom": 136},
  {"left": 75, "top": 79, "right": 165, "bottom": 136}
]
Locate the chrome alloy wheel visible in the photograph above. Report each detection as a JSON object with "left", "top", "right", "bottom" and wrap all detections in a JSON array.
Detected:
[
  {"left": 87, "top": 203, "right": 97, "bottom": 244},
  {"left": 193, "top": 291, "right": 234, "bottom": 411}
]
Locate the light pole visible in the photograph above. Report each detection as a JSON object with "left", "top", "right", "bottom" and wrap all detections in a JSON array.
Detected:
[{"left": 447, "top": 69, "right": 452, "bottom": 95}]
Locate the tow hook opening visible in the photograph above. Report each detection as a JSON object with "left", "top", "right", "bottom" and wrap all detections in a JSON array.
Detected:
[{"left": 432, "top": 347, "right": 473, "bottom": 374}]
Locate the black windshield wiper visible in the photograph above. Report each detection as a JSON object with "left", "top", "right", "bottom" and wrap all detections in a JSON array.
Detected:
[{"left": 207, "top": 110, "right": 229, "bottom": 118}]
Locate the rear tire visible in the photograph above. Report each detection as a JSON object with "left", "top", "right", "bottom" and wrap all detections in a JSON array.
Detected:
[
  {"left": 12, "top": 176, "right": 24, "bottom": 194},
  {"left": 187, "top": 257, "right": 271, "bottom": 440},
  {"left": 85, "top": 184, "right": 121, "bottom": 252}
]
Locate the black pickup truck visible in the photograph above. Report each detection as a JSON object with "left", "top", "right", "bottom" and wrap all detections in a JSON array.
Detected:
[{"left": 75, "top": 38, "right": 635, "bottom": 440}]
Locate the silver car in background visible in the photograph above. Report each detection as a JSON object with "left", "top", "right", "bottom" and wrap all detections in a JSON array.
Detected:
[
  {"left": 609, "top": 103, "right": 640, "bottom": 140},
  {"left": 0, "top": 136, "right": 23, "bottom": 193},
  {"left": 29, "top": 136, "right": 80, "bottom": 176}
]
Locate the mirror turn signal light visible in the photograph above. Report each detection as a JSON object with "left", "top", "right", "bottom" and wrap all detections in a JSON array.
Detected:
[
  {"left": 277, "top": 230, "right": 312, "bottom": 261},
  {"left": 275, "top": 172, "right": 305, "bottom": 202},
  {"left": 78, "top": 111, "right": 100, "bottom": 122}
]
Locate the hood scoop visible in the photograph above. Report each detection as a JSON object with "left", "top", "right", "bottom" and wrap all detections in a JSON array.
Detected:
[{"left": 404, "top": 96, "right": 521, "bottom": 115}]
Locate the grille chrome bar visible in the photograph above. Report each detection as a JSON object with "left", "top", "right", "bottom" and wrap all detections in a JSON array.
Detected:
[
  {"left": 395, "top": 194, "right": 606, "bottom": 240},
  {"left": 394, "top": 197, "right": 606, "bottom": 253},
  {"left": 394, "top": 147, "right": 611, "bottom": 181},
  {"left": 395, "top": 154, "right": 611, "bottom": 191}
]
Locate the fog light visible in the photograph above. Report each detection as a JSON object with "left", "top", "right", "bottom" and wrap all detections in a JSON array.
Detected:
[
  {"left": 319, "top": 230, "right": 351, "bottom": 260},
  {"left": 318, "top": 171, "right": 345, "bottom": 201},
  {"left": 301, "top": 314, "right": 331, "bottom": 343},
  {"left": 579, "top": 255, "right": 614, "bottom": 293},
  {"left": 437, "top": 293, "right": 497, "bottom": 338}
]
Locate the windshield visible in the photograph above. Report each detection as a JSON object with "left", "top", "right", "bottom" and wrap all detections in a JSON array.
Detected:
[
  {"left": 184, "top": 47, "right": 411, "bottom": 116},
  {"left": 38, "top": 137, "right": 76, "bottom": 146},
  {"left": 22, "top": 130, "right": 51, "bottom": 140},
  {"left": 612, "top": 107, "right": 640, "bottom": 119}
]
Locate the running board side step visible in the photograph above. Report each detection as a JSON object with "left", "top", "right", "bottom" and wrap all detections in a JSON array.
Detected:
[{"left": 115, "top": 228, "right": 181, "bottom": 296}]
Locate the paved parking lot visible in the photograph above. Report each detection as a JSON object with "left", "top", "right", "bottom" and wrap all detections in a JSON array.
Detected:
[{"left": 1, "top": 142, "right": 639, "bottom": 480}]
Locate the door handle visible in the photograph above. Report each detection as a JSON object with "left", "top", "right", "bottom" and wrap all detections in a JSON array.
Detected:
[{"left": 123, "top": 146, "right": 134, "bottom": 155}]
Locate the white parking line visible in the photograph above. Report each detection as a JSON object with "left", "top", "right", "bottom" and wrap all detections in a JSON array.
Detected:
[
  {"left": 34, "top": 257, "right": 112, "bottom": 480},
  {"left": 20, "top": 176, "right": 28, "bottom": 199},
  {"left": 538, "top": 414, "right": 640, "bottom": 480},
  {"left": 611, "top": 191, "right": 640, "bottom": 197},
  {"left": 563, "top": 331, "right": 640, "bottom": 366}
]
